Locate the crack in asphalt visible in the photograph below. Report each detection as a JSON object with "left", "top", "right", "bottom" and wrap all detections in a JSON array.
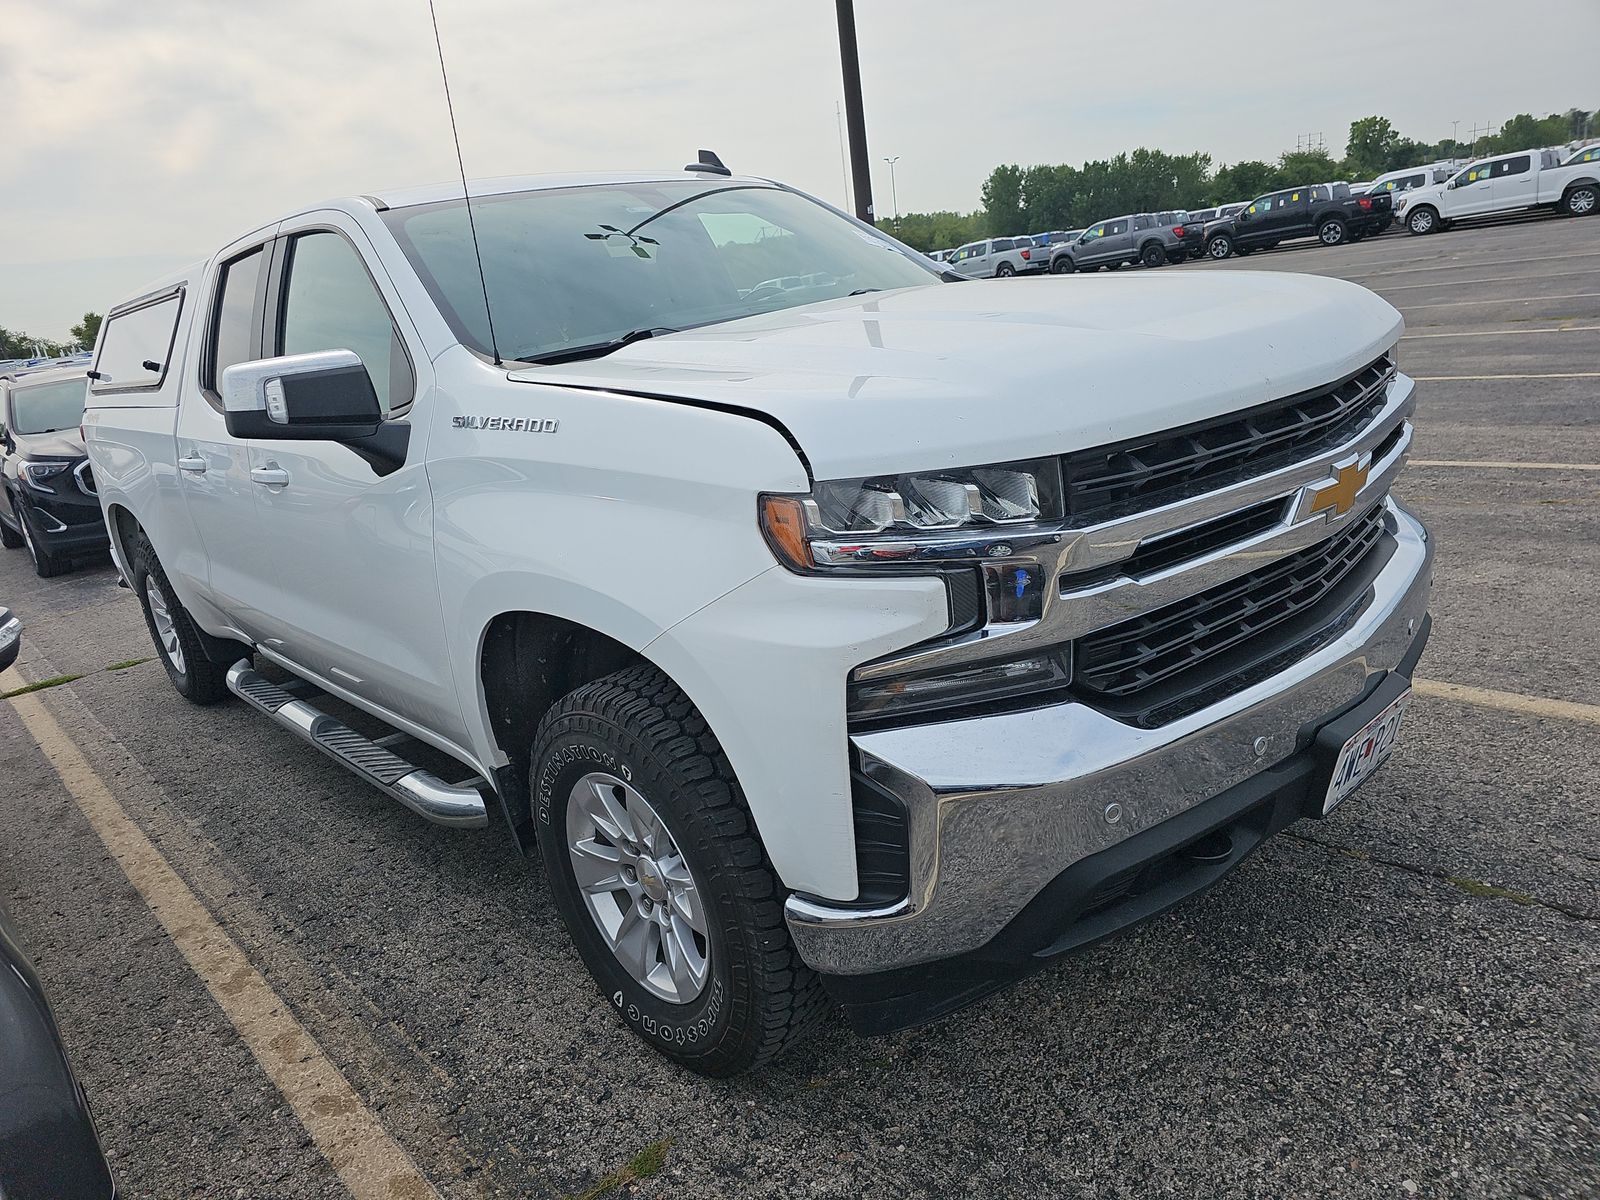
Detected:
[{"left": 1286, "top": 830, "right": 1599, "bottom": 922}]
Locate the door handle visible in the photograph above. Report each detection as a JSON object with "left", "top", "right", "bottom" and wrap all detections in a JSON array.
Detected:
[
  {"left": 250, "top": 465, "right": 290, "bottom": 487},
  {"left": 177, "top": 454, "right": 208, "bottom": 474}
]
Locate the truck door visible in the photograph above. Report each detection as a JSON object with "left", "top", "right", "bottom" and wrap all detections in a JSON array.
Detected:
[
  {"left": 175, "top": 236, "right": 279, "bottom": 643},
  {"left": 1235, "top": 194, "right": 1274, "bottom": 246},
  {"left": 1490, "top": 153, "right": 1536, "bottom": 210},
  {"left": 244, "top": 215, "right": 463, "bottom": 743},
  {"left": 1447, "top": 160, "right": 1495, "bottom": 216}
]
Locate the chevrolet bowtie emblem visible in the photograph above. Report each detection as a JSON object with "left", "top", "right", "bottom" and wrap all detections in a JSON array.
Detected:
[{"left": 1307, "top": 459, "right": 1370, "bottom": 518}]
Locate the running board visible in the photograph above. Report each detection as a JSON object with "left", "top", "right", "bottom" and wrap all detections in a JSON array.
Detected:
[{"left": 225, "top": 660, "right": 489, "bottom": 828}]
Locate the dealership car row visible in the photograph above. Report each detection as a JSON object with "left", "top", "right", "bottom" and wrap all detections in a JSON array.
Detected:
[{"left": 934, "top": 141, "right": 1600, "bottom": 277}]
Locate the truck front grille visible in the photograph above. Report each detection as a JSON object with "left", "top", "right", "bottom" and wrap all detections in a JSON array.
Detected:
[
  {"left": 1072, "top": 503, "right": 1390, "bottom": 726},
  {"left": 1061, "top": 355, "right": 1394, "bottom": 525}
]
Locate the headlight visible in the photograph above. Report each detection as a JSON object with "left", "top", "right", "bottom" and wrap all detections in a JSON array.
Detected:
[
  {"left": 759, "top": 457, "right": 1063, "bottom": 571},
  {"left": 19, "top": 461, "right": 72, "bottom": 491}
]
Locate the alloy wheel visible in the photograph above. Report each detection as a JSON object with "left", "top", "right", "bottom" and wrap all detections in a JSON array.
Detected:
[
  {"left": 146, "top": 578, "right": 186, "bottom": 674},
  {"left": 566, "top": 771, "right": 709, "bottom": 1004},
  {"left": 1571, "top": 188, "right": 1596, "bottom": 215}
]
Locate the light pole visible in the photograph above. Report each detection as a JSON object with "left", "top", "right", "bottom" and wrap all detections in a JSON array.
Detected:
[
  {"left": 835, "top": 0, "right": 875, "bottom": 224},
  {"left": 883, "top": 156, "right": 900, "bottom": 225},
  {"left": 1451, "top": 119, "right": 1460, "bottom": 149}
]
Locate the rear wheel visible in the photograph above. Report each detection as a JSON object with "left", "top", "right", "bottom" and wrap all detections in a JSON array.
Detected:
[
  {"left": 1207, "top": 234, "right": 1233, "bottom": 260},
  {"left": 1318, "top": 218, "right": 1347, "bottom": 246},
  {"left": 130, "top": 533, "right": 230, "bottom": 704},
  {"left": 1565, "top": 184, "right": 1597, "bottom": 217},
  {"left": 1140, "top": 243, "right": 1165, "bottom": 268},
  {"left": 995, "top": 262, "right": 1015, "bottom": 277},
  {"left": 533, "top": 665, "right": 827, "bottom": 1076},
  {"left": 1406, "top": 206, "right": 1438, "bottom": 235}
]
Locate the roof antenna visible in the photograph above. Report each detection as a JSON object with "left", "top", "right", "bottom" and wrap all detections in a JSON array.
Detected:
[
  {"left": 427, "top": 0, "right": 502, "bottom": 366},
  {"left": 685, "top": 149, "right": 732, "bottom": 177}
]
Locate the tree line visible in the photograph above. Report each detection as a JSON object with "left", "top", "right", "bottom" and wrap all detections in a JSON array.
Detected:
[
  {"left": 885, "top": 108, "right": 1597, "bottom": 252},
  {"left": 0, "top": 312, "right": 100, "bottom": 362}
]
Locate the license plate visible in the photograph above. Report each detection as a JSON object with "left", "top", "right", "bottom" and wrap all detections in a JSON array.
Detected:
[{"left": 1322, "top": 689, "right": 1410, "bottom": 815}]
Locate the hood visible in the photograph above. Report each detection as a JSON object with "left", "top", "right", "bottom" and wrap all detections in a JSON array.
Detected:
[
  {"left": 511, "top": 273, "right": 1402, "bottom": 481},
  {"left": 12, "top": 429, "right": 86, "bottom": 460}
]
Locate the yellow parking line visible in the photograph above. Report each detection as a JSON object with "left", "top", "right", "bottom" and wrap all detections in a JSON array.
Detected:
[
  {"left": 6, "top": 689, "right": 437, "bottom": 1200},
  {"left": 1414, "top": 679, "right": 1600, "bottom": 727},
  {"left": 1409, "top": 459, "right": 1600, "bottom": 470},
  {"left": 1410, "top": 372, "right": 1600, "bottom": 380},
  {"left": 1403, "top": 325, "right": 1600, "bottom": 339},
  {"left": 1402, "top": 291, "right": 1600, "bottom": 310}
]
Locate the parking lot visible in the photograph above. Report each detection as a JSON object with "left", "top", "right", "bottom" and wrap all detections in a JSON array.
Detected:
[{"left": 2, "top": 213, "right": 1597, "bottom": 1199}]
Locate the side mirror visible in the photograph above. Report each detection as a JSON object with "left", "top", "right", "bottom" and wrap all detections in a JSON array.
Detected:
[
  {"left": 0, "top": 608, "right": 20, "bottom": 674},
  {"left": 221, "top": 350, "right": 408, "bottom": 474}
]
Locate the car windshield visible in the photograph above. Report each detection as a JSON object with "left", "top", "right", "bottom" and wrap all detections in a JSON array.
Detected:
[
  {"left": 382, "top": 181, "right": 940, "bottom": 363},
  {"left": 9, "top": 377, "right": 87, "bottom": 435}
]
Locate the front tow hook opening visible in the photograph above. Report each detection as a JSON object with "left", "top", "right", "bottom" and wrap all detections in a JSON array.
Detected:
[{"left": 1181, "top": 829, "right": 1236, "bottom": 865}]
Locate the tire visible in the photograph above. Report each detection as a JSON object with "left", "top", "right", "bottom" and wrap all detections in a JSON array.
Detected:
[
  {"left": 1050, "top": 256, "right": 1075, "bottom": 274},
  {"left": 1406, "top": 206, "right": 1438, "bottom": 235},
  {"left": 532, "top": 664, "right": 827, "bottom": 1076},
  {"left": 17, "top": 502, "right": 69, "bottom": 578},
  {"left": 995, "top": 262, "right": 1015, "bottom": 277},
  {"left": 1565, "top": 184, "right": 1597, "bottom": 217},
  {"left": 129, "top": 533, "right": 230, "bottom": 704},
  {"left": 0, "top": 509, "right": 23, "bottom": 550},
  {"left": 1318, "top": 218, "right": 1347, "bottom": 246},
  {"left": 1207, "top": 234, "right": 1233, "bottom": 260},
  {"left": 1140, "top": 242, "right": 1165, "bottom": 268}
]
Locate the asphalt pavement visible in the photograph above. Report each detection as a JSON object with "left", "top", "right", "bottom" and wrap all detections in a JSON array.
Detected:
[{"left": 1, "top": 212, "right": 1596, "bottom": 1199}]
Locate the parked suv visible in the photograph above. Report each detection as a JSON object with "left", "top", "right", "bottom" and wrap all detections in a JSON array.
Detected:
[
  {"left": 84, "top": 165, "right": 1432, "bottom": 1076},
  {"left": 0, "top": 366, "right": 106, "bottom": 577},
  {"left": 949, "top": 236, "right": 1045, "bottom": 277}
]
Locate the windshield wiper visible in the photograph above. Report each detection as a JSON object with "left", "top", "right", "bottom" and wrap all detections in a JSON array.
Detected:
[
  {"left": 520, "top": 327, "right": 676, "bottom": 366},
  {"left": 848, "top": 288, "right": 882, "bottom": 296}
]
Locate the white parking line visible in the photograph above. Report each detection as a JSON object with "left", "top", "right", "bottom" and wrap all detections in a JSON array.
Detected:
[
  {"left": 1379, "top": 268, "right": 1600, "bottom": 292},
  {"left": 1403, "top": 325, "right": 1600, "bottom": 339},
  {"left": 1408, "top": 459, "right": 1600, "bottom": 471},
  {"left": 6, "top": 688, "right": 438, "bottom": 1200},
  {"left": 1415, "top": 680, "right": 1600, "bottom": 727},
  {"left": 1401, "top": 292, "right": 1600, "bottom": 310},
  {"left": 1351, "top": 248, "right": 1600, "bottom": 281},
  {"left": 1409, "top": 372, "right": 1600, "bottom": 380}
]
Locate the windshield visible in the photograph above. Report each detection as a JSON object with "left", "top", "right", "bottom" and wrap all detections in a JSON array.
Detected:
[
  {"left": 383, "top": 181, "right": 940, "bottom": 362},
  {"left": 9, "top": 377, "right": 87, "bottom": 435}
]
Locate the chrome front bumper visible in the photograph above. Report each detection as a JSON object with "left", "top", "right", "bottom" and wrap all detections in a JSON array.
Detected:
[{"left": 785, "top": 498, "right": 1433, "bottom": 976}]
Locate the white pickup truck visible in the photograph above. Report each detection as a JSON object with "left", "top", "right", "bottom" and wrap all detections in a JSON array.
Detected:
[
  {"left": 84, "top": 163, "right": 1433, "bottom": 1076},
  {"left": 1395, "top": 146, "right": 1599, "bottom": 234}
]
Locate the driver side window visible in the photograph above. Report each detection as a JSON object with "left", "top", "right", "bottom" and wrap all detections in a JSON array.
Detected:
[{"left": 277, "top": 232, "right": 414, "bottom": 416}]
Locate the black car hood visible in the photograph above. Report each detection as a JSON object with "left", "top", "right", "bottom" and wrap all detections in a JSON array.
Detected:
[{"left": 12, "top": 429, "right": 85, "bottom": 460}]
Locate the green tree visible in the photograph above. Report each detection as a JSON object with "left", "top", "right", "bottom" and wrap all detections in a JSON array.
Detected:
[
  {"left": 1209, "top": 160, "right": 1277, "bottom": 204},
  {"left": 1277, "top": 149, "right": 1340, "bottom": 185},
  {"left": 70, "top": 312, "right": 102, "bottom": 349},
  {"left": 1343, "top": 116, "right": 1401, "bottom": 177},
  {"left": 980, "top": 164, "right": 1026, "bottom": 235}
]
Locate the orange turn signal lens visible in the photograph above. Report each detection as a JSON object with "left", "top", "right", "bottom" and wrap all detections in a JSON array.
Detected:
[{"left": 759, "top": 495, "right": 813, "bottom": 572}]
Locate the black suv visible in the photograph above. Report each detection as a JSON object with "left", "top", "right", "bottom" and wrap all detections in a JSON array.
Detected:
[{"left": 0, "top": 367, "right": 106, "bottom": 577}]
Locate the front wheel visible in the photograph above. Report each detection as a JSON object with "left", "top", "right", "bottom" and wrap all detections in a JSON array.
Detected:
[
  {"left": 1318, "top": 218, "right": 1347, "bottom": 246},
  {"left": 17, "top": 504, "right": 68, "bottom": 578},
  {"left": 533, "top": 664, "right": 827, "bottom": 1076},
  {"left": 130, "top": 533, "right": 230, "bottom": 704},
  {"left": 1406, "top": 206, "right": 1438, "bottom": 235},
  {"left": 1565, "top": 184, "right": 1597, "bottom": 217},
  {"left": 1050, "top": 256, "right": 1075, "bottom": 274},
  {"left": 1140, "top": 243, "right": 1165, "bottom": 268},
  {"left": 0, "top": 509, "right": 23, "bottom": 550},
  {"left": 1207, "top": 234, "right": 1233, "bottom": 260},
  {"left": 995, "top": 262, "right": 1015, "bottom": 277}
]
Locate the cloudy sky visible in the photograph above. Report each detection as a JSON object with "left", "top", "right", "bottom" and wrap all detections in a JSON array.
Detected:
[{"left": 3, "top": 0, "right": 1596, "bottom": 338}]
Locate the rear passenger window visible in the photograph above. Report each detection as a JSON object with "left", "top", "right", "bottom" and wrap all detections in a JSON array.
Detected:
[
  {"left": 278, "top": 231, "right": 414, "bottom": 415},
  {"left": 207, "top": 248, "right": 265, "bottom": 396},
  {"left": 991, "top": 239, "right": 1012, "bottom": 252},
  {"left": 91, "top": 291, "right": 184, "bottom": 393},
  {"left": 1498, "top": 156, "right": 1531, "bottom": 175}
]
